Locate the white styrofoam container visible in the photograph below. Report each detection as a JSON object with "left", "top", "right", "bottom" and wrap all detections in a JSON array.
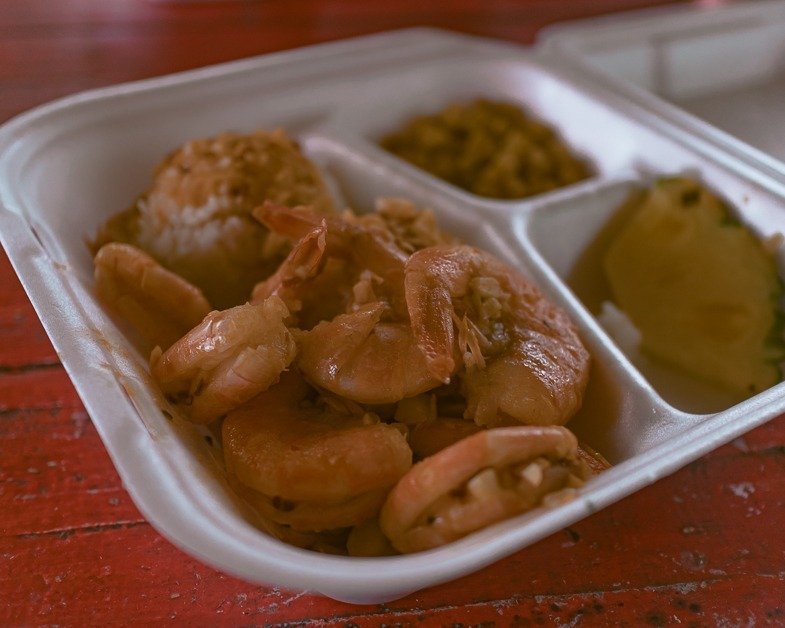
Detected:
[
  {"left": 540, "top": 0, "right": 785, "bottom": 176},
  {"left": 2, "top": 25, "right": 785, "bottom": 604}
]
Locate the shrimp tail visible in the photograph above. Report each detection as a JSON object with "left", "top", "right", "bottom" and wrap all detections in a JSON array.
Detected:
[
  {"left": 253, "top": 201, "right": 324, "bottom": 241},
  {"left": 257, "top": 201, "right": 409, "bottom": 292},
  {"left": 251, "top": 222, "right": 327, "bottom": 306}
]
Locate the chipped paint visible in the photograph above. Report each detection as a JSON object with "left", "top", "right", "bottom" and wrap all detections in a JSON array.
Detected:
[{"left": 729, "top": 482, "right": 756, "bottom": 499}]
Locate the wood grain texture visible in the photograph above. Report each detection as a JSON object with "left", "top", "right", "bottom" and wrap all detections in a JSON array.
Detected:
[{"left": 3, "top": 0, "right": 785, "bottom": 624}]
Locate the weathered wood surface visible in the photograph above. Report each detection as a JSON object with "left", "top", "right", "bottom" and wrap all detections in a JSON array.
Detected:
[{"left": 2, "top": 1, "right": 784, "bottom": 624}]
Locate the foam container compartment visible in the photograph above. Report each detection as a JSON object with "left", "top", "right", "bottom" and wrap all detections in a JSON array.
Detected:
[{"left": 2, "top": 26, "right": 785, "bottom": 604}]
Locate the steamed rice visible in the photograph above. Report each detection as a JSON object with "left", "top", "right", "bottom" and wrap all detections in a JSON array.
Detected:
[{"left": 93, "top": 129, "right": 334, "bottom": 309}]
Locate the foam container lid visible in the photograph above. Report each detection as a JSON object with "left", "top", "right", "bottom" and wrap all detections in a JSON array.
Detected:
[{"left": 1, "top": 21, "right": 785, "bottom": 604}]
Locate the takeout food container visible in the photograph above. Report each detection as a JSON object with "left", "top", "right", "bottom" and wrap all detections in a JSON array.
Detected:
[
  {"left": 1, "top": 15, "right": 785, "bottom": 604},
  {"left": 540, "top": 0, "right": 785, "bottom": 172}
]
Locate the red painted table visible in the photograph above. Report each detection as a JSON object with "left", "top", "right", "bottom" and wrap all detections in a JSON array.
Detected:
[{"left": 2, "top": 1, "right": 784, "bottom": 624}]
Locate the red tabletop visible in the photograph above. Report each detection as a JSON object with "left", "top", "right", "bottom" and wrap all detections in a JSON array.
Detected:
[{"left": 3, "top": 1, "right": 785, "bottom": 625}]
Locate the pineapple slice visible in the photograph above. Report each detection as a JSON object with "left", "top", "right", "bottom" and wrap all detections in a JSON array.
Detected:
[{"left": 604, "top": 178, "right": 784, "bottom": 396}]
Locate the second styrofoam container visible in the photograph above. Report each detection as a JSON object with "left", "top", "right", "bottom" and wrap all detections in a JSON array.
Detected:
[{"left": 540, "top": 0, "right": 785, "bottom": 172}]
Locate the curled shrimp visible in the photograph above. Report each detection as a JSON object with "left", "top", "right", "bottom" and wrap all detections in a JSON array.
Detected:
[
  {"left": 150, "top": 295, "right": 296, "bottom": 424},
  {"left": 379, "top": 425, "right": 587, "bottom": 553},
  {"left": 94, "top": 242, "right": 211, "bottom": 352},
  {"left": 254, "top": 203, "right": 444, "bottom": 403},
  {"left": 405, "top": 245, "right": 590, "bottom": 427},
  {"left": 223, "top": 370, "right": 412, "bottom": 531}
]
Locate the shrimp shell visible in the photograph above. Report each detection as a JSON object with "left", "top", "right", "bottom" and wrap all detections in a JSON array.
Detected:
[{"left": 250, "top": 221, "right": 327, "bottom": 312}]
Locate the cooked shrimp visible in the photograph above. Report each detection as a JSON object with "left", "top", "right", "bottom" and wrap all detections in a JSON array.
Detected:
[
  {"left": 346, "top": 518, "right": 397, "bottom": 557},
  {"left": 94, "top": 242, "right": 211, "bottom": 352},
  {"left": 296, "top": 301, "right": 443, "bottom": 404},
  {"left": 254, "top": 202, "right": 445, "bottom": 403},
  {"left": 225, "top": 472, "right": 350, "bottom": 554},
  {"left": 577, "top": 443, "right": 612, "bottom": 474},
  {"left": 223, "top": 370, "right": 412, "bottom": 531},
  {"left": 391, "top": 388, "right": 487, "bottom": 459},
  {"left": 405, "top": 245, "right": 590, "bottom": 426},
  {"left": 379, "top": 425, "right": 587, "bottom": 553},
  {"left": 151, "top": 296, "right": 296, "bottom": 424},
  {"left": 408, "top": 417, "right": 484, "bottom": 460},
  {"left": 274, "top": 526, "right": 349, "bottom": 555}
]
